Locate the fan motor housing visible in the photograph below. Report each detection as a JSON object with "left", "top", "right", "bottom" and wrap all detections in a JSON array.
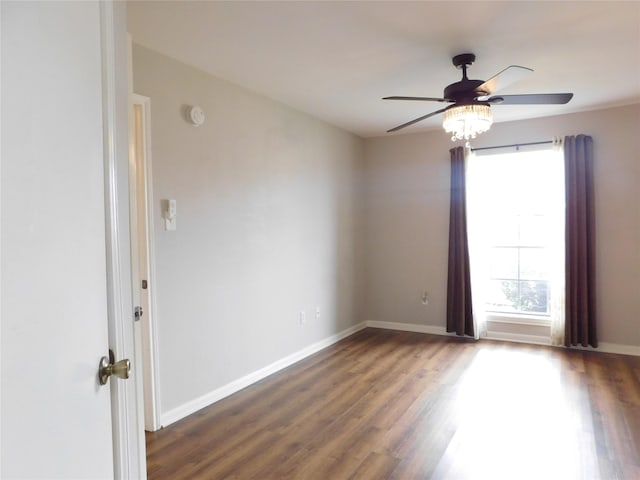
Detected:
[{"left": 444, "top": 79, "right": 488, "bottom": 102}]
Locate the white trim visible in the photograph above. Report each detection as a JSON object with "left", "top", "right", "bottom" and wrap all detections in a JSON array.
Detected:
[
  {"left": 483, "top": 331, "right": 552, "bottom": 346},
  {"left": 160, "top": 322, "right": 367, "bottom": 427},
  {"left": 101, "top": 3, "right": 145, "bottom": 479},
  {"left": 569, "top": 342, "right": 640, "bottom": 357},
  {"left": 100, "top": 1, "right": 130, "bottom": 477},
  {"left": 131, "top": 93, "right": 162, "bottom": 432},
  {"left": 372, "top": 320, "right": 554, "bottom": 347},
  {"left": 366, "top": 320, "right": 451, "bottom": 336},
  {"left": 365, "top": 320, "right": 640, "bottom": 356},
  {"left": 485, "top": 313, "right": 551, "bottom": 327}
]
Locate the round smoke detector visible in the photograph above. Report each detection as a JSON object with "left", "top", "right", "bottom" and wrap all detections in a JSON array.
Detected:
[{"left": 188, "top": 106, "right": 205, "bottom": 127}]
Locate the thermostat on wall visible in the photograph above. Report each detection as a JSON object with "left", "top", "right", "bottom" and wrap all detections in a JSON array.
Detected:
[{"left": 188, "top": 106, "right": 205, "bottom": 127}]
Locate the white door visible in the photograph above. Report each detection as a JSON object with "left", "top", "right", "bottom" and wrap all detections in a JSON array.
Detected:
[{"left": 1, "top": 2, "right": 119, "bottom": 477}]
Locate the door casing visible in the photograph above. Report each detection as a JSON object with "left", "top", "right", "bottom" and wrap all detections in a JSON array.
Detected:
[
  {"left": 103, "top": 3, "right": 147, "bottom": 478},
  {"left": 130, "top": 93, "right": 162, "bottom": 431}
]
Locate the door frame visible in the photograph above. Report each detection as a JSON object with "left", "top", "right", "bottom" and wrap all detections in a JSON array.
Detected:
[
  {"left": 131, "top": 93, "right": 162, "bottom": 431},
  {"left": 101, "top": 2, "right": 147, "bottom": 478}
]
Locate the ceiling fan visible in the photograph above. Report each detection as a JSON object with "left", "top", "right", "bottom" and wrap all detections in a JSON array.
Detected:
[{"left": 384, "top": 53, "right": 573, "bottom": 139}]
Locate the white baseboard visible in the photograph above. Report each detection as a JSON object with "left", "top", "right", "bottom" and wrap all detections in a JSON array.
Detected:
[
  {"left": 160, "top": 321, "right": 367, "bottom": 428},
  {"left": 571, "top": 341, "right": 640, "bottom": 357},
  {"left": 366, "top": 320, "right": 640, "bottom": 356},
  {"left": 366, "top": 320, "right": 451, "bottom": 336}
]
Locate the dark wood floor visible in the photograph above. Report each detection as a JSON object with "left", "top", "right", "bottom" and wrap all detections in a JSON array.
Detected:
[{"left": 146, "top": 328, "right": 640, "bottom": 479}]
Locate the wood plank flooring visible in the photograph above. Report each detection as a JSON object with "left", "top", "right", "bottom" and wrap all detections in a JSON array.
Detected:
[{"left": 146, "top": 328, "right": 640, "bottom": 479}]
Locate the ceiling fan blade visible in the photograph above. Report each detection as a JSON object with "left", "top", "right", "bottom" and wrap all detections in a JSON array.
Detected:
[
  {"left": 476, "top": 65, "right": 533, "bottom": 95},
  {"left": 485, "top": 93, "right": 574, "bottom": 105},
  {"left": 386, "top": 107, "right": 448, "bottom": 133},
  {"left": 383, "top": 96, "right": 449, "bottom": 102}
]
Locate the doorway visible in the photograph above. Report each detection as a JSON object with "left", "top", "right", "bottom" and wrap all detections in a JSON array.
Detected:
[{"left": 130, "top": 94, "right": 161, "bottom": 431}]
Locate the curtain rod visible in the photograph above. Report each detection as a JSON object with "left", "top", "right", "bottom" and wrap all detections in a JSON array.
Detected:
[{"left": 470, "top": 140, "right": 553, "bottom": 152}]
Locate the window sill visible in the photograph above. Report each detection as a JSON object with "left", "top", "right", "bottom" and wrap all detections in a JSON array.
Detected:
[{"left": 485, "top": 312, "right": 551, "bottom": 327}]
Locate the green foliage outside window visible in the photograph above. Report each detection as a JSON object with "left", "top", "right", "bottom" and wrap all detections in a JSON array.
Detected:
[{"left": 500, "top": 280, "right": 549, "bottom": 314}]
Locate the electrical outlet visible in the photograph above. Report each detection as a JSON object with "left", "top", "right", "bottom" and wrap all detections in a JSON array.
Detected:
[
  {"left": 315, "top": 306, "right": 320, "bottom": 320},
  {"left": 421, "top": 291, "right": 429, "bottom": 305},
  {"left": 299, "top": 311, "right": 306, "bottom": 326}
]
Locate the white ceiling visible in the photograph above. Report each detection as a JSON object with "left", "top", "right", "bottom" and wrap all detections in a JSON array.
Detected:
[{"left": 127, "top": 1, "right": 640, "bottom": 138}]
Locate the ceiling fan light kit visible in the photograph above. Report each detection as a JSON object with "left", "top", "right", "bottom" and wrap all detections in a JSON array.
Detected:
[
  {"left": 384, "top": 53, "right": 573, "bottom": 142},
  {"left": 443, "top": 103, "right": 493, "bottom": 141}
]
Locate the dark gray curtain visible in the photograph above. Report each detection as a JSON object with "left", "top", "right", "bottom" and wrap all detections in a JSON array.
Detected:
[
  {"left": 446, "top": 146, "right": 474, "bottom": 336},
  {"left": 564, "top": 135, "right": 597, "bottom": 347}
]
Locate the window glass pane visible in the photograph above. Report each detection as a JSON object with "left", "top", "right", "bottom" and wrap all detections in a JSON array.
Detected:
[
  {"left": 516, "top": 280, "right": 549, "bottom": 314},
  {"left": 519, "top": 248, "right": 549, "bottom": 280},
  {"left": 519, "top": 215, "right": 548, "bottom": 247},
  {"left": 488, "top": 215, "right": 519, "bottom": 246},
  {"left": 486, "top": 279, "right": 518, "bottom": 313},
  {"left": 467, "top": 148, "right": 563, "bottom": 319},
  {"left": 490, "top": 248, "right": 518, "bottom": 279}
]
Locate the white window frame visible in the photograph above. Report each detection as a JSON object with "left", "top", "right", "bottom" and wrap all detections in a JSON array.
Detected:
[{"left": 467, "top": 143, "right": 564, "bottom": 338}]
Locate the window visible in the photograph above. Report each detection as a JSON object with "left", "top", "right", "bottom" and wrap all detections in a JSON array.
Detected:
[{"left": 467, "top": 147, "right": 564, "bottom": 324}]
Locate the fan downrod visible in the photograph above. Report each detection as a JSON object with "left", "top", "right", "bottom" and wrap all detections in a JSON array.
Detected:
[{"left": 452, "top": 53, "right": 475, "bottom": 80}]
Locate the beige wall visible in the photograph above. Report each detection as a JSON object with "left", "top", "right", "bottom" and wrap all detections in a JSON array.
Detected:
[
  {"left": 363, "top": 103, "right": 640, "bottom": 347},
  {"left": 132, "top": 45, "right": 365, "bottom": 414}
]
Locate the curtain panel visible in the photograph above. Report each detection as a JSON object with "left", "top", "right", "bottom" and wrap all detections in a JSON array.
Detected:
[
  {"left": 446, "top": 146, "right": 474, "bottom": 337},
  {"left": 564, "top": 134, "right": 597, "bottom": 347}
]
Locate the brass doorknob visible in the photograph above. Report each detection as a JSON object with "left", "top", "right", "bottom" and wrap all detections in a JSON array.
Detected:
[{"left": 98, "top": 350, "right": 131, "bottom": 385}]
